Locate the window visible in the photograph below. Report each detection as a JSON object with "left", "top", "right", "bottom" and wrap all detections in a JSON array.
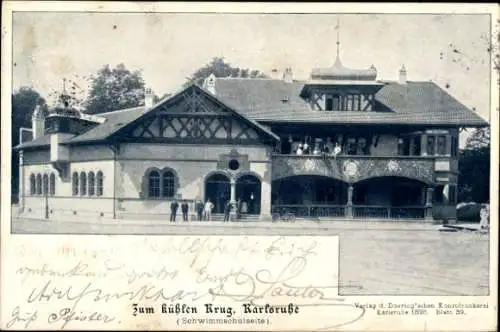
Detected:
[
  {"left": 162, "top": 171, "right": 175, "bottom": 198},
  {"left": 346, "top": 95, "right": 353, "bottom": 111},
  {"left": 96, "top": 171, "right": 103, "bottom": 196},
  {"left": 353, "top": 95, "right": 360, "bottom": 110},
  {"left": 228, "top": 159, "right": 240, "bottom": 170},
  {"left": 36, "top": 174, "right": 42, "bottom": 195},
  {"left": 30, "top": 174, "right": 36, "bottom": 195},
  {"left": 346, "top": 138, "right": 357, "bottom": 155},
  {"left": 437, "top": 135, "right": 446, "bottom": 155},
  {"left": 80, "top": 172, "right": 87, "bottom": 196},
  {"left": 398, "top": 135, "right": 422, "bottom": 156},
  {"left": 325, "top": 96, "right": 333, "bottom": 111},
  {"left": 146, "top": 169, "right": 177, "bottom": 199},
  {"left": 332, "top": 95, "right": 340, "bottom": 111},
  {"left": 357, "top": 137, "right": 367, "bottom": 155},
  {"left": 397, "top": 138, "right": 405, "bottom": 155},
  {"left": 49, "top": 173, "right": 55, "bottom": 196},
  {"left": 88, "top": 172, "right": 95, "bottom": 196},
  {"left": 427, "top": 136, "right": 436, "bottom": 155},
  {"left": 411, "top": 136, "right": 421, "bottom": 156},
  {"left": 148, "top": 171, "right": 160, "bottom": 198},
  {"left": 42, "top": 174, "right": 49, "bottom": 195},
  {"left": 72, "top": 172, "right": 79, "bottom": 196}
]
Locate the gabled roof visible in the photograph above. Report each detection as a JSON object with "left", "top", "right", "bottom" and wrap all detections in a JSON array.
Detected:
[
  {"left": 16, "top": 84, "right": 279, "bottom": 150},
  {"left": 63, "top": 106, "right": 148, "bottom": 144},
  {"left": 110, "top": 84, "right": 279, "bottom": 142},
  {"left": 14, "top": 106, "right": 147, "bottom": 150},
  {"left": 213, "top": 78, "right": 488, "bottom": 126}
]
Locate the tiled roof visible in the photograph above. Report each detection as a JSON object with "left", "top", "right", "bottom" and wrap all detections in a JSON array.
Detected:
[
  {"left": 14, "top": 106, "right": 147, "bottom": 149},
  {"left": 63, "top": 106, "right": 148, "bottom": 144},
  {"left": 15, "top": 77, "right": 488, "bottom": 150},
  {"left": 16, "top": 85, "right": 279, "bottom": 150},
  {"left": 213, "top": 78, "right": 488, "bottom": 126},
  {"left": 14, "top": 135, "right": 51, "bottom": 150}
]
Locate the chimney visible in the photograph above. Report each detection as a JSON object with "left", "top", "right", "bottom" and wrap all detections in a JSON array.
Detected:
[
  {"left": 145, "top": 87, "right": 154, "bottom": 108},
  {"left": 31, "top": 104, "right": 45, "bottom": 140},
  {"left": 398, "top": 65, "right": 407, "bottom": 84},
  {"left": 282, "top": 67, "right": 293, "bottom": 83}
]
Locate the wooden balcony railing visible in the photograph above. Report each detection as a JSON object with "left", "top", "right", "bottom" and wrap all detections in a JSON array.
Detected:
[
  {"left": 353, "top": 205, "right": 426, "bottom": 219},
  {"left": 272, "top": 204, "right": 346, "bottom": 218},
  {"left": 272, "top": 204, "right": 426, "bottom": 219}
]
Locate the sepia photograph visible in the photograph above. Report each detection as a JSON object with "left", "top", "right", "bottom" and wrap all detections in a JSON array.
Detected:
[{"left": 1, "top": 2, "right": 498, "bottom": 331}]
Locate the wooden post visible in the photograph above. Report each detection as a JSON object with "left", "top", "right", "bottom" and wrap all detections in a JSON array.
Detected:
[
  {"left": 421, "top": 134, "right": 428, "bottom": 156},
  {"left": 425, "top": 187, "right": 434, "bottom": 220},
  {"left": 346, "top": 185, "right": 354, "bottom": 218},
  {"left": 445, "top": 134, "right": 452, "bottom": 157}
]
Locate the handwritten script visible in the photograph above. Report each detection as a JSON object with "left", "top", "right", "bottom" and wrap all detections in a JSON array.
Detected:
[{"left": 4, "top": 235, "right": 364, "bottom": 330}]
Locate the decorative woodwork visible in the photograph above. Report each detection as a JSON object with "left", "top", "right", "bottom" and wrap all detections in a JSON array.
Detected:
[
  {"left": 117, "top": 86, "right": 267, "bottom": 145},
  {"left": 272, "top": 155, "right": 435, "bottom": 184}
]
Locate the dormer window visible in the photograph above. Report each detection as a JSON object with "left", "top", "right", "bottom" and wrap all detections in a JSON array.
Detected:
[{"left": 322, "top": 93, "right": 370, "bottom": 111}]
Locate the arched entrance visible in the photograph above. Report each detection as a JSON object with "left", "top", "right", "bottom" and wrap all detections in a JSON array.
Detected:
[
  {"left": 353, "top": 176, "right": 427, "bottom": 219},
  {"left": 353, "top": 176, "right": 426, "bottom": 206},
  {"left": 205, "top": 173, "right": 230, "bottom": 214},
  {"left": 271, "top": 175, "right": 348, "bottom": 218},
  {"left": 236, "top": 174, "right": 261, "bottom": 215},
  {"left": 272, "top": 175, "right": 348, "bottom": 205}
]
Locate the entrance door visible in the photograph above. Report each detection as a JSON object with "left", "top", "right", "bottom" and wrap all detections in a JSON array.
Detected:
[
  {"left": 236, "top": 175, "right": 261, "bottom": 215},
  {"left": 205, "top": 174, "right": 230, "bottom": 214}
]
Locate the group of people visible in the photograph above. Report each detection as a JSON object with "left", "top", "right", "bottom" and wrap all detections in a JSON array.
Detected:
[
  {"left": 169, "top": 198, "right": 246, "bottom": 222},
  {"left": 169, "top": 199, "right": 191, "bottom": 222},
  {"left": 294, "top": 141, "right": 342, "bottom": 157}
]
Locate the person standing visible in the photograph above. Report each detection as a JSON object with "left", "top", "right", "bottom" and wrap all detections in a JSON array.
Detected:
[
  {"left": 196, "top": 200, "right": 204, "bottom": 221},
  {"left": 332, "top": 142, "right": 342, "bottom": 158},
  {"left": 170, "top": 199, "right": 179, "bottom": 222},
  {"left": 236, "top": 198, "right": 241, "bottom": 220},
  {"left": 181, "top": 200, "right": 189, "bottom": 222},
  {"left": 223, "top": 200, "right": 232, "bottom": 222},
  {"left": 204, "top": 199, "right": 214, "bottom": 221}
]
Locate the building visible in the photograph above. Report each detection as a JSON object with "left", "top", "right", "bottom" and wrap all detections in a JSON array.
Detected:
[{"left": 14, "top": 52, "right": 488, "bottom": 222}]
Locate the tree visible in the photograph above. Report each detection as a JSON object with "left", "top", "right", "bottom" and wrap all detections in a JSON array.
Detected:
[
  {"left": 458, "top": 127, "right": 490, "bottom": 203},
  {"left": 465, "top": 126, "right": 490, "bottom": 150},
  {"left": 85, "top": 64, "right": 145, "bottom": 114},
  {"left": 11, "top": 87, "right": 45, "bottom": 203},
  {"left": 185, "top": 57, "right": 268, "bottom": 88}
]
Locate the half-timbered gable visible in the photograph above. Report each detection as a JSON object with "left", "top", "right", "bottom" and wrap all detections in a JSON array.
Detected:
[{"left": 113, "top": 85, "right": 278, "bottom": 146}]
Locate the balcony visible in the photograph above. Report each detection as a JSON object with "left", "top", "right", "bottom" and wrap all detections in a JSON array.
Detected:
[{"left": 271, "top": 154, "right": 436, "bottom": 184}]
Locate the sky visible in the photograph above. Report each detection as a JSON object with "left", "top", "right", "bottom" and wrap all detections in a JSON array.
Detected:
[{"left": 12, "top": 12, "right": 493, "bottom": 124}]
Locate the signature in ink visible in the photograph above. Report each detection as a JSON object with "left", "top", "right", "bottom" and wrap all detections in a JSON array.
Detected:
[
  {"left": 47, "top": 307, "right": 116, "bottom": 329},
  {"left": 209, "top": 255, "right": 366, "bottom": 329},
  {"left": 5, "top": 306, "right": 38, "bottom": 329}
]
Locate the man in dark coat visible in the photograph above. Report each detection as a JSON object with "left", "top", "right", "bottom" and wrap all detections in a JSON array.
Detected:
[
  {"left": 170, "top": 199, "right": 179, "bottom": 222},
  {"left": 196, "top": 200, "right": 204, "bottom": 221},
  {"left": 181, "top": 200, "right": 189, "bottom": 222},
  {"left": 223, "top": 200, "right": 232, "bottom": 222}
]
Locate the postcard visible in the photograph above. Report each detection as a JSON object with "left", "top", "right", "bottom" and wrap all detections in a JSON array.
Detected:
[{"left": 1, "top": 2, "right": 498, "bottom": 331}]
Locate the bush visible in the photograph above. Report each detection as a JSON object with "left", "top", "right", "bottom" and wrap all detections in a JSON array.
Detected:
[{"left": 457, "top": 203, "right": 482, "bottom": 222}]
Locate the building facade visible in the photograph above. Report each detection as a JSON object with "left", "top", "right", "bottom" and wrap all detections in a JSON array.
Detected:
[{"left": 15, "top": 56, "right": 487, "bottom": 222}]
